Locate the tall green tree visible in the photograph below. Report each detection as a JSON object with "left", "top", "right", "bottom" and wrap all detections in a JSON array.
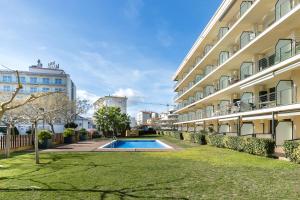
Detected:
[{"left": 94, "top": 106, "right": 130, "bottom": 137}]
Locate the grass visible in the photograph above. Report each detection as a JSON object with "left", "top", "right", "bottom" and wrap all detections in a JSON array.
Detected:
[{"left": 1, "top": 135, "right": 300, "bottom": 199}]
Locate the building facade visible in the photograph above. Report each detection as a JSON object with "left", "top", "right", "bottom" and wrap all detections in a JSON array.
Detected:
[
  {"left": 0, "top": 60, "right": 76, "bottom": 101},
  {"left": 173, "top": 0, "right": 300, "bottom": 145},
  {"left": 0, "top": 60, "right": 77, "bottom": 134},
  {"left": 158, "top": 110, "right": 178, "bottom": 130},
  {"left": 136, "top": 111, "right": 158, "bottom": 126},
  {"left": 94, "top": 96, "right": 127, "bottom": 114}
]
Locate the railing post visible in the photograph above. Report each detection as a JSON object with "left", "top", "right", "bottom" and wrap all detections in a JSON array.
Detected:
[
  {"left": 272, "top": 111, "right": 276, "bottom": 141},
  {"left": 237, "top": 116, "right": 241, "bottom": 136}
]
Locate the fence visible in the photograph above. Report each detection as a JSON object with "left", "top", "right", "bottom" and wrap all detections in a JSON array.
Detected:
[{"left": 0, "top": 133, "right": 64, "bottom": 152}]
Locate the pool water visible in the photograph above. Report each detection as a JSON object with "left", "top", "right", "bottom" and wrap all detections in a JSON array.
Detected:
[{"left": 101, "top": 140, "right": 171, "bottom": 149}]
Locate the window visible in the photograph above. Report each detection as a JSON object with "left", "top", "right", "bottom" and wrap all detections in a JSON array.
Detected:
[
  {"left": 219, "top": 124, "right": 230, "bottom": 133},
  {"left": 240, "top": 1, "right": 252, "bottom": 16},
  {"left": 195, "top": 91, "right": 203, "bottom": 101},
  {"left": 241, "top": 123, "right": 254, "bottom": 135},
  {"left": 30, "top": 87, "right": 38, "bottom": 93},
  {"left": 219, "top": 76, "right": 230, "bottom": 90},
  {"left": 42, "top": 78, "right": 50, "bottom": 84},
  {"left": 240, "top": 31, "right": 255, "bottom": 49},
  {"left": 276, "top": 80, "right": 293, "bottom": 105},
  {"left": 275, "top": 0, "right": 292, "bottom": 21},
  {"left": 218, "top": 27, "right": 229, "bottom": 39},
  {"left": 258, "top": 58, "right": 268, "bottom": 71},
  {"left": 276, "top": 121, "right": 293, "bottom": 145},
  {"left": 3, "top": 75, "right": 12, "bottom": 83},
  {"left": 195, "top": 74, "right": 204, "bottom": 83},
  {"left": 42, "top": 88, "right": 50, "bottom": 92},
  {"left": 204, "top": 85, "right": 214, "bottom": 97},
  {"left": 219, "top": 51, "right": 229, "bottom": 65},
  {"left": 205, "top": 106, "right": 214, "bottom": 118},
  {"left": 275, "top": 39, "right": 292, "bottom": 63},
  {"left": 196, "top": 109, "right": 203, "bottom": 119},
  {"left": 204, "top": 65, "right": 214, "bottom": 75},
  {"left": 3, "top": 85, "right": 11, "bottom": 91},
  {"left": 20, "top": 77, "right": 26, "bottom": 84},
  {"left": 240, "top": 62, "right": 253, "bottom": 80},
  {"left": 219, "top": 100, "right": 230, "bottom": 115},
  {"left": 241, "top": 92, "right": 254, "bottom": 112},
  {"left": 204, "top": 45, "right": 213, "bottom": 55},
  {"left": 55, "top": 78, "right": 62, "bottom": 85},
  {"left": 30, "top": 77, "right": 37, "bottom": 84}
]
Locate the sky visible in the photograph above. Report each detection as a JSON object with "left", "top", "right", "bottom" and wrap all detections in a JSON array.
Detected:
[{"left": 0, "top": 0, "right": 221, "bottom": 117}]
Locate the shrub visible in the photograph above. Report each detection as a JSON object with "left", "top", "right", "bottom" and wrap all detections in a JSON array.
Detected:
[
  {"left": 64, "top": 128, "right": 75, "bottom": 137},
  {"left": 174, "top": 132, "right": 183, "bottom": 140},
  {"left": 283, "top": 140, "right": 300, "bottom": 162},
  {"left": 206, "top": 134, "right": 275, "bottom": 157},
  {"left": 64, "top": 122, "right": 78, "bottom": 129},
  {"left": 79, "top": 128, "right": 87, "bottom": 136},
  {"left": 252, "top": 138, "right": 275, "bottom": 156},
  {"left": 38, "top": 130, "right": 52, "bottom": 140},
  {"left": 207, "top": 134, "right": 224, "bottom": 148},
  {"left": 182, "top": 132, "right": 194, "bottom": 142},
  {"left": 223, "top": 136, "right": 240, "bottom": 150},
  {"left": 193, "top": 132, "right": 206, "bottom": 145}
]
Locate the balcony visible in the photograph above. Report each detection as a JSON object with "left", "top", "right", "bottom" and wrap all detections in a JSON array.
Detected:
[{"left": 174, "top": 0, "right": 300, "bottom": 96}]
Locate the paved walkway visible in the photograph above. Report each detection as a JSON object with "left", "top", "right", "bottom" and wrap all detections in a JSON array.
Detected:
[{"left": 41, "top": 140, "right": 109, "bottom": 152}]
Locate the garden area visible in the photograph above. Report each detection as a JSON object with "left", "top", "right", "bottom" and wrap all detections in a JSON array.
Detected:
[{"left": 1, "top": 135, "right": 300, "bottom": 200}]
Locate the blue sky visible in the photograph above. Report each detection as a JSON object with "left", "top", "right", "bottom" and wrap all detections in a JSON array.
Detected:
[{"left": 0, "top": 0, "right": 221, "bottom": 116}]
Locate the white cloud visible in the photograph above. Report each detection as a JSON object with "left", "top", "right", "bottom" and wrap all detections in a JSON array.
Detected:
[
  {"left": 77, "top": 89, "right": 99, "bottom": 104},
  {"left": 113, "top": 88, "right": 140, "bottom": 98}
]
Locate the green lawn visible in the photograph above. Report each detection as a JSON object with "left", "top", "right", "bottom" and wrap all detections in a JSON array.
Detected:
[{"left": 1, "top": 135, "right": 300, "bottom": 200}]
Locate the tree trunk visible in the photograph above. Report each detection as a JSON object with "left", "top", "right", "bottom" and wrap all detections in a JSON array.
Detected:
[
  {"left": 5, "top": 125, "right": 11, "bottom": 158},
  {"left": 49, "top": 123, "right": 55, "bottom": 134},
  {"left": 34, "top": 121, "right": 39, "bottom": 164}
]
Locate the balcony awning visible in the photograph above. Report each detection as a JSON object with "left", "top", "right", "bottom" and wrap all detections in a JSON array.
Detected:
[
  {"left": 242, "top": 115, "right": 273, "bottom": 121},
  {"left": 278, "top": 112, "right": 300, "bottom": 117},
  {"left": 219, "top": 117, "right": 238, "bottom": 122}
]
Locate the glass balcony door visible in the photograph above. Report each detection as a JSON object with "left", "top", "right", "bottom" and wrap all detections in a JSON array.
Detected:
[
  {"left": 276, "top": 121, "right": 293, "bottom": 145},
  {"left": 240, "top": 1, "right": 252, "bottom": 16},
  {"left": 276, "top": 80, "right": 293, "bottom": 106},
  {"left": 275, "top": 0, "right": 292, "bottom": 21},
  {"left": 240, "top": 62, "right": 253, "bottom": 80},
  {"left": 241, "top": 123, "right": 254, "bottom": 135},
  {"left": 275, "top": 39, "right": 293, "bottom": 63}
]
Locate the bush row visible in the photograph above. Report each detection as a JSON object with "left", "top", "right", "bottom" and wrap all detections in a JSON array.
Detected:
[
  {"left": 206, "top": 135, "right": 275, "bottom": 156},
  {"left": 159, "top": 131, "right": 275, "bottom": 157},
  {"left": 158, "top": 131, "right": 206, "bottom": 145},
  {"left": 283, "top": 140, "right": 300, "bottom": 163}
]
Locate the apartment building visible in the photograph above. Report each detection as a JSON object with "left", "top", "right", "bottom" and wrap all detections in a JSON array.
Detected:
[
  {"left": 136, "top": 111, "right": 158, "bottom": 126},
  {"left": 173, "top": 0, "right": 300, "bottom": 145},
  {"left": 94, "top": 95, "right": 127, "bottom": 114},
  {"left": 0, "top": 60, "right": 76, "bottom": 134},
  {"left": 0, "top": 60, "right": 76, "bottom": 101}
]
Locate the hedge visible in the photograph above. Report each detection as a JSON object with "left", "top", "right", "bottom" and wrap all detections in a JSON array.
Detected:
[
  {"left": 207, "top": 134, "right": 275, "bottom": 157},
  {"left": 182, "top": 132, "right": 194, "bottom": 142},
  {"left": 193, "top": 132, "right": 206, "bottom": 145},
  {"left": 283, "top": 140, "right": 300, "bottom": 163}
]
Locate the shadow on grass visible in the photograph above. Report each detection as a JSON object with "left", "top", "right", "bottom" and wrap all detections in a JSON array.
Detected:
[{"left": 0, "top": 178, "right": 189, "bottom": 200}]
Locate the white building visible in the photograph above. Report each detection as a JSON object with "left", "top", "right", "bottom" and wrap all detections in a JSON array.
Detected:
[
  {"left": 136, "top": 111, "right": 158, "bottom": 126},
  {"left": 75, "top": 115, "right": 95, "bottom": 130},
  {"left": 0, "top": 60, "right": 76, "bottom": 101},
  {"left": 94, "top": 95, "right": 127, "bottom": 114},
  {"left": 158, "top": 110, "right": 178, "bottom": 130},
  {"left": 0, "top": 60, "right": 76, "bottom": 134}
]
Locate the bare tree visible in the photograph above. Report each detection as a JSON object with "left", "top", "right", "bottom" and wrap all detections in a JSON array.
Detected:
[
  {"left": 19, "top": 97, "right": 63, "bottom": 164},
  {"left": 43, "top": 93, "right": 69, "bottom": 134}
]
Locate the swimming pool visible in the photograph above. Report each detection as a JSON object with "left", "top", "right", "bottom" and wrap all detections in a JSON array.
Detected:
[{"left": 99, "top": 140, "right": 172, "bottom": 149}]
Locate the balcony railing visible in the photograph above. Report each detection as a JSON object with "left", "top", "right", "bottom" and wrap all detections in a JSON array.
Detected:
[{"left": 178, "top": 86, "right": 297, "bottom": 122}]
